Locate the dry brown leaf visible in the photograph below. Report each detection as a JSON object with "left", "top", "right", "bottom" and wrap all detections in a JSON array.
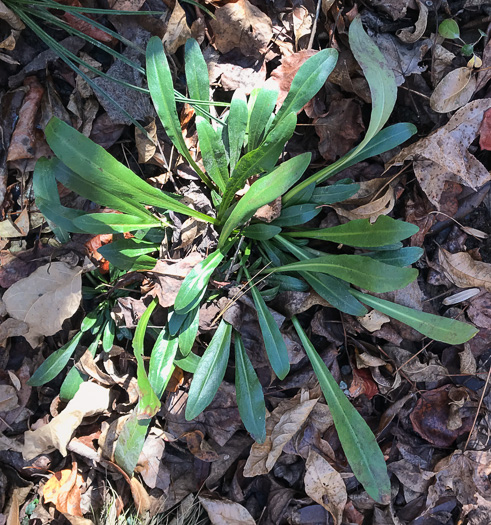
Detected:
[
  {"left": 6, "top": 489, "right": 20, "bottom": 525},
  {"left": 304, "top": 450, "right": 347, "bottom": 525},
  {"left": 130, "top": 477, "right": 150, "bottom": 516},
  {"left": 162, "top": 0, "right": 191, "bottom": 55},
  {"left": 23, "top": 382, "right": 110, "bottom": 460},
  {"left": 0, "top": 0, "right": 24, "bottom": 30},
  {"left": 3, "top": 261, "right": 82, "bottom": 347},
  {"left": 332, "top": 182, "right": 395, "bottom": 221},
  {"left": 0, "top": 318, "right": 28, "bottom": 345},
  {"left": 199, "top": 496, "right": 256, "bottom": 525},
  {"left": 292, "top": 6, "right": 312, "bottom": 48},
  {"left": 439, "top": 248, "right": 491, "bottom": 292},
  {"left": 430, "top": 67, "right": 477, "bottom": 113},
  {"left": 43, "top": 462, "right": 84, "bottom": 517},
  {"left": 357, "top": 310, "right": 390, "bottom": 332},
  {"left": 433, "top": 44, "right": 456, "bottom": 85},
  {"left": 109, "top": 0, "right": 146, "bottom": 11},
  {"left": 210, "top": 0, "right": 272, "bottom": 58},
  {"left": 396, "top": 0, "right": 428, "bottom": 44},
  {"left": 391, "top": 99, "right": 491, "bottom": 208},
  {"left": 0, "top": 385, "right": 19, "bottom": 412}
]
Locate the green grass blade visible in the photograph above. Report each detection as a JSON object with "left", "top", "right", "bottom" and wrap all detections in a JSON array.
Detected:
[
  {"left": 234, "top": 332, "right": 266, "bottom": 443},
  {"left": 196, "top": 116, "right": 229, "bottom": 192},
  {"left": 185, "top": 39, "right": 210, "bottom": 115},
  {"left": 185, "top": 320, "right": 232, "bottom": 420},
  {"left": 73, "top": 213, "right": 161, "bottom": 234},
  {"left": 292, "top": 316, "right": 391, "bottom": 504}
]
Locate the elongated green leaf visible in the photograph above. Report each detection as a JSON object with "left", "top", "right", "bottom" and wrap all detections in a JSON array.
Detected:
[
  {"left": 219, "top": 153, "right": 311, "bottom": 247},
  {"left": 292, "top": 316, "right": 390, "bottom": 504},
  {"left": 234, "top": 332, "right": 266, "bottom": 442},
  {"left": 178, "top": 306, "right": 200, "bottom": 356},
  {"left": 349, "top": 290, "right": 478, "bottom": 344},
  {"left": 184, "top": 39, "right": 210, "bottom": 115},
  {"left": 174, "top": 248, "right": 227, "bottom": 314},
  {"left": 265, "top": 273, "right": 310, "bottom": 292},
  {"left": 272, "top": 204, "right": 320, "bottom": 227},
  {"left": 287, "top": 215, "right": 419, "bottom": 247},
  {"left": 196, "top": 116, "right": 229, "bottom": 192},
  {"left": 45, "top": 117, "right": 216, "bottom": 224},
  {"left": 28, "top": 331, "right": 84, "bottom": 386},
  {"left": 367, "top": 247, "right": 424, "bottom": 267},
  {"left": 146, "top": 37, "right": 214, "bottom": 190},
  {"left": 244, "top": 268, "right": 290, "bottom": 379},
  {"left": 148, "top": 327, "right": 179, "bottom": 398},
  {"left": 97, "top": 238, "right": 158, "bottom": 271},
  {"left": 247, "top": 84, "right": 278, "bottom": 151},
  {"left": 114, "top": 412, "right": 151, "bottom": 476},
  {"left": 243, "top": 223, "right": 282, "bottom": 240},
  {"left": 284, "top": 182, "right": 316, "bottom": 207},
  {"left": 218, "top": 113, "right": 298, "bottom": 219},
  {"left": 310, "top": 180, "right": 360, "bottom": 205},
  {"left": 73, "top": 213, "right": 161, "bottom": 234},
  {"left": 174, "top": 351, "right": 200, "bottom": 373},
  {"left": 227, "top": 89, "right": 248, "bottom": 171},
  {"left": 168, "top": 309, "right": 188, "bottom": 336},
  {"left": 268, "top": 254, "right": 418, "bottom": 293},
  {"left": 273, "top": 48, "right": 338, "bottom": 126},
  {"left": 185, "top": 320, "right": 232, "bottom": 420},
  {"left": 102, "top": 318, "right": 115, "bottom": 352}
]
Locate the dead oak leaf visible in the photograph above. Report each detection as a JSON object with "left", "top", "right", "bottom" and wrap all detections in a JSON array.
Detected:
[
  {"left": 43, "top": 461, "right": 84, "bottom": 517},
  {"left": 439, "top": 248, "right": 491, "bottom": 292},
  {"left": 391, "top": 99, "right": 491, "bottom": 208},
  {"left": 210, "top": 0, "right": 273, "bottom": 58}
]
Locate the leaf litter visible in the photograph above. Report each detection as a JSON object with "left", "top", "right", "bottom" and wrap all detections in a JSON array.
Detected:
[{"left": 1, "top": 1, "right": 491, "bottom": 524}]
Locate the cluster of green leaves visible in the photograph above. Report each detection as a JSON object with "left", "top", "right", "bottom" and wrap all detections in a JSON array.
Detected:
[
  {"left": 438, "top": 18, "right": 486, "bottom": 57},
  {"left": 33, "top": 17, "right": 478, "bottom": 503}
]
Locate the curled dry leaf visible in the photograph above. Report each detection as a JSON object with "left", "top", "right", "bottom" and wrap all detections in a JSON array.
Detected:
[
  {"left": 43, "top": 461, "right": 84, "bottom": 517},
  {"left": 135, "top": 119, "right": 157, "bottom": 163},
  {"left": 199, "top": 495, "right": 256, "bottom": 525},
  {"left": 357, "top": 310, "right": 390, "bottom": 332},
  {"left": 439, "top": 248, "right": 491, "bottom": 292},
  {"left": 430, "top": 67, "right": 477, "bottom": 113},
  {"left": 23, "top": 382, "right": 110, "bottom": 460},
  {"left": 129, "top": 477, "right": 151, "bottom": 516},
  {"left": 0, "top": 385, "right": 19, "bottom": 412},
  {"left": 391, "top": 99, "right": 491, "bottom": 208},
  {"left": 209, "top": 0, "right": 273, "bottom": 58},
  {"left": 396, "top": 0, "right": 428, "bottom": 44},
  {"left": 162, "top": 0, "right": 191, "bottom": 55},
  {"left": 304, "top": 450, "right": 347, "bottom": 525},
  {"left": 0, "top": 0, "right": 25, "bottom": 30},
  {"left": 3, "top": 261, "right": 82, "bottom": 347}
]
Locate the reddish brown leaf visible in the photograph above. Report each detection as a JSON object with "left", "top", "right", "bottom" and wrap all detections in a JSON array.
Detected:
[
  {"left": 479, "top": 108, "right": 491, "bottom": 151},
  {"left": 43, "top": 462, "right": 84, "bottom": 517},
  {"left": 348, "top": 368, "right": 379, "bottom": 400}
]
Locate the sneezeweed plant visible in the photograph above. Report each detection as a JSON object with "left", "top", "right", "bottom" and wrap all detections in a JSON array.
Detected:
[{"left": 33, "top": 17, "right": 478, "bottom": 503}]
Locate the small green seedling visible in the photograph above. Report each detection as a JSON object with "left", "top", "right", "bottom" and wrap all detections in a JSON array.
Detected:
[{"left": 439, "top": 18, "right": 486, "bottom": 57}]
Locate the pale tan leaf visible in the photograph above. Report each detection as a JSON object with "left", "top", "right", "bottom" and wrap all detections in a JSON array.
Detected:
[
  {"left": 162, "top": 1, "right": 191, "bottom": 55},
  {"left": 135, "top": 119, "right": 157, "bottom": 163},
  {"left": 304, "top": 450, "right": 347, "bottom": 525},
  {"left": 130, "top": 477, "right": 150, "bottom": 516},
  {"left": 293, "top": 6, "right": 312, "bottom": 47},
  {"left": 6, "top": 489, "right": 20, "bottom": 525},
  {"left": 442, "top": 288, "right": 480, "bottom": 305},
  {"left": 357, "top": 310, "right": 390, "bottom": 332},
  {"left": 23, "top": 382, "right": 110, "bottom": 460},
  {"left": 3, "top": 262, "right": 82, "bottom": 347},
  {"left": 0, "top": 318, "right": 28, "bottom": 345},
  {"left": 0, "top": 0, "right": 25, "bottom": 30},
  {"left": 439, "top": 248, "right": 491, "bottom": 292},
  {"left": 0, "top": 385, "right": 19, "bottom": 412},
  {"left": 430, "top": 67, "right": 477, "bottom": 113},
  {"left": 332, "top": 184, "right": 395, "bottom": 221},
  {"left": 199, "top": 496, "right": 255, "bottom": 525},
  {"left": 397, "top": 0, "right": 428, "bottom": 44},
  {"left": 321, "top": 0, "right": 335, "bottom": 15}
]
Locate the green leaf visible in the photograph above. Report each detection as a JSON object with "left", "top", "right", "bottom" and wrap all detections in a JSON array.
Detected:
[
  {"left": 234, "top": 332, "right": 266, "bottom": 443},
  {"left": 292, "top": 316, "right": 390, "bottom": 504},
  {"left": 44, "top": 117, "right": 216, "bottom": 224},
  {"left": 146, "top": 37, "right": 214, "bottom": 190},
  {"left": 178, "top": 306, "right": 200, "bottom": 357},
  {"left": 174, "top": 248, "right": 227, "bottom": 314},
  {"left": 243, "top": 223, "right": 282, "bottom": 240},
  {"left": 174, "top": 351, "right": 200, "bottom": 373},
  {"left": 184, "top": 39, "right": 210, "bottom": 116},
  {"left": 461, "top": 44, "right": 474, "bottom": 56},
  {"left": 227, "top": 89, "right": 248, "bottom": 171},
  {"left": 287, "top": 215, "right": 419, "bottom": 247},
  {"left": 273, "top": 48, "right": 338, "bottom": 126},
  {"left": 218, "top": 153, "right": 311, "bottom": 247},
  {"left": 168, "top": 309, "right": 188, "bottom": 336},
  {"left": 310, "top": 180, "right": 360, "bottom": 205},
  {"left": 272, "top": 204, "right": 321, "bottom": 227},
  {"left": 244, "top": 267, "right": 290, "bottom": 380},
  {"left": 102, "top": 318, "right": 115, "bottom": 352},
  {"left": 284, "top": 182, "right": 316, "bottom": 207},
  {"left": 218, "top": 113, "right": 298, "bottom": 219},
  {"left": 28, "top": 331, "right": 84, "bottom": 386},
  {"left": 247, "top": 84, "right": 279, "bottom": 151},
  {"left": 265, "top": 273, "right": 310, "bottom": 292},
  {"left": 73, "top": 213, "right": 161, "bottom": 235},
  {"left": 185, "top": 320, "right": 232, "bottom": 420},
  {"left": 148, "top": 327, "right": 179, "bottom": 398},
  {"left": 366, "top": 247, "right": 424, "bottom": 267},
  {"left": 196, "top": 116, "right": 229, "bottom": 192},
  {"left": 114, "top": 412, "right": 151, "bottom": 476},
  {"left": 268, "top": 254, "right": 418, "bottom": 293},
  {"left": 439, "top": 19, "right": 460, "bottom": 39},
  {"left": 349, "top": 290, "right": 478, "bottom": 344},
  {"left": 97, "top": 238, "right": 158, "bottom": 271}
]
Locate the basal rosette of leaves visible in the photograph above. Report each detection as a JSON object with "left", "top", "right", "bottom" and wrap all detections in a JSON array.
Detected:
[{"left": 32, "top": 17, "right": 478, "bottom": 504}]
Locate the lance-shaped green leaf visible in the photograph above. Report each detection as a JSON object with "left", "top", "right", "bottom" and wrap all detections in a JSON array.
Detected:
[
  {"left": 178, "top": 305, "right": 200, "bottom": 357},
  {"left": 243, "top": 223, "right": 282, "bottom": 240},
  {"left": 97, "top": 238, "right": 158, "bottom": 271},
  {"left": 174, "top": 248, "right": 227, "bottom": 314},
  {"left": 349, "top": 290, "right": 478, "bottom": 344},
  {"left": 234, "top": 332, "right": 266, "bottom": 443},
  {"left": 146, "top": 37, "right": 214, "bottom": 190},
  {"left": 266, "top": 254, "right": 418, "bottom": 293},
  {"left": 287, "top": 215, "right": 419, "bottom": 247},
  {"left": 309, "top": 180, "right": 360, "bottom": 205},
  {"left": 218, "top": 153, "right": 311, "bottom": 247},
  {"left": 174, "top": 351, "right": 200, "bottom": 373},
  {"left": 28, "top": 331, "right": 84, "bottom": 387},
  {"left": 227, "top": 88, "right": 248, "bottom": 171},
  {"left": 218, "top": 113, "right": 298, "bottom": 219},
  {"left": 184, "top": 38, "right": 210, "bottom": 116},
  {"left": 273, "top": 48, "right": 338, "bottom": 127},
  {"left": 196, "top": 116, "right": 229, "bottom": 192},
  {"left": 73, "top": 213, "right": 162, "bottom": 234},
  {"left": 45, "top": 117, "right": 216, "bottom": 224},
  {"left": 148, "top": 327, "right": 179, "bottom": 398},
  {"left": 102, "top": 318, "right": 115, "bottom": 352},
  {"left": 186, "top": 320, "right": 232, "bottom": 420},
  {"left": 247, "top": 84, "right": 278, "bottom": 151},
  {"left": 272, "top": 204, "right": 321, "bottom": 227},
  {"left": 244, "top": 267, "right": 289, "bottom": 379},
  {"left": 366, "top": 247, "right": 424, "bottom": 267},
  {"left": 292, "top": 316, "right": 390, "bottom": 504}
]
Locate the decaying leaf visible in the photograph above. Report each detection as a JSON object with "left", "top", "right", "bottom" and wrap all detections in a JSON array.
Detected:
[
  {"left": 135, "top": 119, "right": 157, "bottom": 163},
  {"left": 199, "top": 495, "right": 256, "bottom": 525},
  {"left": 23, "top": 382, "right": 110, "bottom": 460},
  {"left": 479, "top": 108, "right": 491, "bottom": 151},
  {"left": 129, "top": 477, "right": 151, "bottom": 516},
  {"left": 0, "top": 0, "right": 25, "bottom": 30},
  {"left": 396, "top": 0, "right": 428, "bottom": 44},
  {"left": 430, "top": 67, "right": 477, "bottom": 113},
  {"left": 43, "top": 461, "right": 84, "bottom": 517},
  {"left": 304, "top": 450, "right": 347, "bottom": 525},
  {"left": 3, "top": 261, "right": 82, "bottom": 347},
  {"left": 162, "top": 0, "right": 191, "bottom": 55},
  {"left": 0, "top": 384, "right": 19, "bottom": 412},
  {"left": 357, "top": 310, "right": 390, "bottom": 332},
  {"left": 439, "top": 248, "right": 491, "bottom": 292},
  {"left": 391, "top": 99, "right": 491, "bottom": 208}
]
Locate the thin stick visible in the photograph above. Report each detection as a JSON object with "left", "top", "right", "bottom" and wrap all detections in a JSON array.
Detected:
[
  {"left": 464, "top": 364, "right": 491, "bottom": 451},
  {"left": 308, "top": 0, "right": 322, "bottom": 50}
]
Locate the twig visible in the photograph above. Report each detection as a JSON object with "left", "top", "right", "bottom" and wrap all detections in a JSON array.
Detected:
[
  {"left": 308, "top": 0, "right": 322, "bottom": 50},
  {"left": 464, "top": 364, "right": 491, "bottom": 451}
]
